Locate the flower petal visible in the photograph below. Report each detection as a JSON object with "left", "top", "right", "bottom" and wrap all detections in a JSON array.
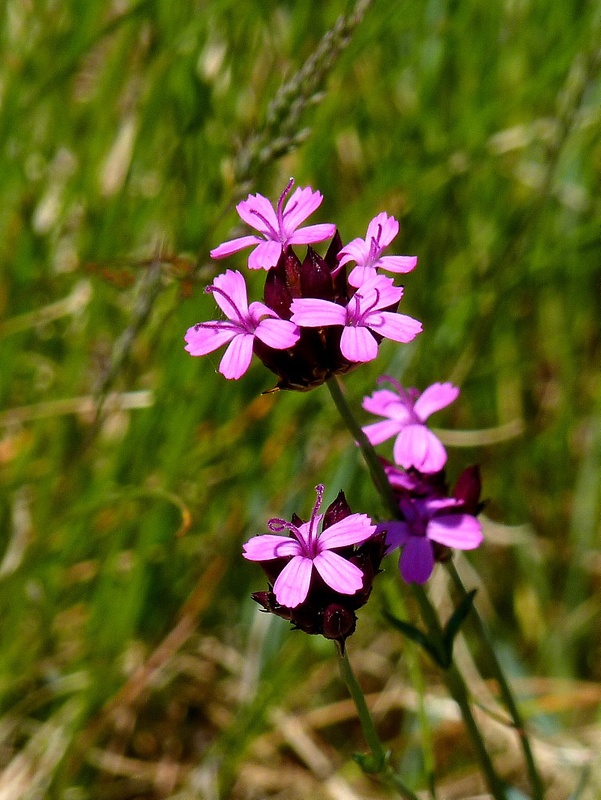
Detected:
[
  {"left": 318, "top": 513, "right": 375, "bottom": 548},
  {"left": 273, "top": 556, "right": 313, "bottom": 607},
  {"left": 366, "top": 212, "right": 399, "bottom": 247},
  {"left": 184, "top": 324, "right": 236, "bottom": 356},
  {"left": 290, "top": 298, "right": 346, "bottom": 327},
  {"left": 337, "top": 238, "right": 370, "bottom": 267},
  {"left": 313, "top": 550, "right": 364, "bottom": 594},
  {"left": 236, "top": 193, "right": 278, "bottom": 236},
  {"left": 413, "top": 382, "right": 460, "bottom": 421},
  {"left": 340, "top": 326, "right": 378, "bottom": 362},
  {"left": 381, "top": 520, "right": 411, "bottom": 553},
  {"left": 400, "top": 537, "right": 435, "bottom": 584},
  {"left": 243, "top": 534, "right": 301, "bottom": 561},
  {"left": 254, "top": 318, "right": 300, "bottom": 349},
  {"left": 394, "top": 424, "right": 448, "bottom": 473},
  {"left": 361, "top": 418, "right": 404, "bottom": 446},
  {"left": 289, "top": 222, "right": 337, "bottom": 245},
  {"left": 378, "top": 255, "right": 418, "bottom": 273},
  {"left": 347, "top": 264, "right": 377, "bottom": 288},
  {"left": 427, "top": 514, "right": 483, "bottom": 550},
  {"left": 210, "top": 235, "right": 262, "bottom": 260},
  {"left": 248, "top": 240, "right": 283, "bottom": 270},
  {"left": 281, "top": 187, "right": 323, "bottom": 234},
  {"left": 212, "top": 270, "right": 249, "bottom": 317},
  {"left": 367, "top": 311, "right": 422, "bottom": 343},
  {"left": 362, "top": 389, "right": 409, "bottom": 420},
  {"left": 219, "top": 333, "right": 254, "bottom": 379}
]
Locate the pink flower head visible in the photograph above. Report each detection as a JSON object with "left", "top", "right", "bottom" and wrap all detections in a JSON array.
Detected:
[
  {"left": 362, "top": 379, "right": 459, "bottom": 473},
  {"left": 184, "top": 269, "right": 300, "bottom": 379},
  {"left": 210, "top": 178, "right": 336, "bottom": 270},
  {"left": 382, "top": 495, "right": 483, "bottom": 584},
  {"left": 337, "top": 212, "right": 418, "bottom": 288},
  {"left": 289, "top": 274, "right": 422, "bottom": 363},
  {"left": 243, "top": 484, "right": 376, "bottom": 608}
]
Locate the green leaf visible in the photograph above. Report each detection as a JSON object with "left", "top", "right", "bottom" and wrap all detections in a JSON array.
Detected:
[
  {"left": 441, "top": 589, "right": 478, "bottom": 667},
  {"left": 383, "top": 610, "right": 447, "bottom": 668}
]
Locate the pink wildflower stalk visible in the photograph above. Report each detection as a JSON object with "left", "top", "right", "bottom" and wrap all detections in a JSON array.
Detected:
[
  {"left": 243, "top": 484, "right": 375, "bottom": 608},
  {"left": 338, "top": 212, "right": 418, "bottom": 288},
  {"left": 362, "top": 379, "right": 459, "bottom": 473},
  {"left": 210, "top": 179, "right": 336, "bottom": 270},
  {"left": 184, "top": 269, "right": 300, "bottom": 379},
  {"left": 289, "top": 275, "right": 422, "bottom": 363},
  {"left": 382, "top": 496, "right": 483, "bottom": 584}
]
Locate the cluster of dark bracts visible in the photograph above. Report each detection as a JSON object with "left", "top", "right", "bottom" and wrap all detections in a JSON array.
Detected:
[{"left": 185, "top": 179, "right": 485, "bottom": 646}]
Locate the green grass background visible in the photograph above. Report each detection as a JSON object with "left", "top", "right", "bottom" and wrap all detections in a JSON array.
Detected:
[{"left": 1, "top": 0, "right": 600, "bottom": 797}]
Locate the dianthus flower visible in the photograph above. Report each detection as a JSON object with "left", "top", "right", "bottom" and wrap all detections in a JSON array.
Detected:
[
  {"left": 338, "top": 212, "right": 418, "bottom": 287},
  {"left": 289, "top": 275, "right": 422, "bottom": 363},
  {"left": 210, "top": 178, "right": 336, "bottom": 270},
  {"left": 382, "top": 494, "right": 483, "bottom": 584},
  {"left": 362, "top": 379, "right": 459, "bottom": 472},
  {"left": 184, "top": 269, "right": 300, "bottom": 379},
  {"left": 245, "top": 486, "right": 386, "bottom": 646},
  {"left": 243, "top": 484, "right": 375, "bottom": 608}
]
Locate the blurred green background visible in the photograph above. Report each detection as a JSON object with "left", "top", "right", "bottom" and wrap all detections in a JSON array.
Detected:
[{"left": 1, "top": 0, "right": 600, "bottom": 797}]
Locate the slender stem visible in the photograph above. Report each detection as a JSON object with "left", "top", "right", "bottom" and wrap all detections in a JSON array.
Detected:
[
  {"left": 326, "top": 376, "right": 398, "bottom": 517},
  {"left": 447, "top": 561, "right": 546, "bottom": 800},
  {"left": 337, "top": 646, "right": 421, "bottom": 800}
]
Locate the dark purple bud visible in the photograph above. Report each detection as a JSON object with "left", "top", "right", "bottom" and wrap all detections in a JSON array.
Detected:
[
  {"left": 322, "top": 604, "right": 356, "bottom": 641},
  {"left": 300, "top": 247, "right": 335, "bottom": 300},
  {"left": 323, "top": 491, "right": 352, "bottom": 529},
  {"left": 453, "top": 465, "right": 483, "bottom": 515}
]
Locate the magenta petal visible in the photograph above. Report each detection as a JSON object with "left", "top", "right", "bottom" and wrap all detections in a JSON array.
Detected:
[
  {"left": 338, "top": 238, "right": 370, "bottom": 267},
  {"left": 361, "top": 418, "right": 403, "bottom": 446},
  {"left": 313, "top": 550, "right": 364, "bottom": 595},
  {"left": 366, "top": 212, "right": 398, "bottom": 246},
  {"left": 357, "top": 275, "right": 403, "bottom": 310},
  {"left": 348, "top": 264, "right": 378, "bottom": 288},
  {"left": 379, "top": 255, "right": 418, "bottom": 273},
  {"left": 369, "top": 311, "right": 422, "bottom": 343},
  {"left": 219, "top": 334, "right": 254, "bottom": 379},
  {"left": 400, "top": 537, "right": 435, "bottom": 584},
  {"left": 427, "top": 514, "right": 483, "bottom": 550},
  {"left": 281, "top": 187, "right": 323, "bottom": 233},
  {"left": 289, "top": 223, "right": 336, "bottom": 245},
  {"left": 362, "top": 389, "right": 408, "bottom": 418},
  {"left": 210, "top": 235, "right": 262, "bottom": 260},
  {"left": 290, "top": 297, "right": 346, "bottom": 327},
  {"left": 414, "top": 382, "right": 460, "bottom": 420},
  {"left": 394, "top": 425, "right": 448, "bottom": 473},
  {"left": 248, "top": 240, "right": 282, "bottom": 270},
  {"left": 254, "top": 318, "right": 300, "bottom": 349},
  {"left": 236, "top": 193, "right": 278, "bottom": 234},
  {"left": 243, "top": 534, "right": 301, "bottom": 561},
  {"left": 212, "top": 270, "right": 249, "bottom": 316},
  {"left": 318, "top": 513, "right": 375, "bottom": 548},
  {"left": 273, "top": 556, "right": 313, "bottom": 607},
  {"left": 340, "top": 326, "right": 378, "bottom": 362},
  {"left": 184, "top": 325, "right": 236, "bottom": 356}
]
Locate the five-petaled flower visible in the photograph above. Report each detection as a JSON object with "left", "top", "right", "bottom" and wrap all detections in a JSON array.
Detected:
[
  {"left": 210, "top": 178, "right": 336, "bottom": 271},
  {"left": 243, "top": 484, "right": 376, "bottom": 608},
  {"left": 289, "top": 275, "right": 422, "bottom": 363},
  {"left": 362, "top": 379, "right": 459, "bottom": 472},
  {"left": 184, "top": 269, "right": 300, "bottom": 379},
  {"left": 338, "top": 212, "right": 418, "bottom": 288},
  {"left": 381, "top": 495, "right": 483, "bottom": 584}
]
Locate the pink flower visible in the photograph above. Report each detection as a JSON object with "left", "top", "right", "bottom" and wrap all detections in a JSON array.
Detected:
[
  {"left": 210, "top": 178, "right": 336, "bottom": 270},
  {"left": 362, "top": 379, "right": 459, "bottom": 473},
  {"left": 337, "top": 212, "right": 417, "bottom": 288},
  {"left": 243, "top": 485, "right": 376, "bottom": 608},
  {"left": 184, "top": 270, "right": 300, "bottom": 379},
  {"left": 289, "top": 275, "right": 422, "bottom": 363},
  {"left": 382, "top": 496, "right": 483, "bottom": 584}
]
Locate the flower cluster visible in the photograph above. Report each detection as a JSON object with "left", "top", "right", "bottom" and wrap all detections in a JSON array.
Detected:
[
  {"left": 185, "top": 179, "right": 421, "bottom": 390},
  {"left": 243, "top": 485, "right": 386, "bottom": 646},
  {"left": 361, "top": 379, "right": 484, "bottom": 584}
]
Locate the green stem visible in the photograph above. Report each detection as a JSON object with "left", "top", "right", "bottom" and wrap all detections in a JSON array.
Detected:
[
  {"left": 327, "top": 375, "right": 508, "bottom": 800},
  {"left": 447, "top": 562, "right": 545, "bottom": 800},
  {"left": 337, "top": 646, "right": 421, "bottom": 800}
]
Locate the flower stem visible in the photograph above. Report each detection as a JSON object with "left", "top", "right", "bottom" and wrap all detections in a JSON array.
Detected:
[
  {"left": 337, "top": 645, "right": 421, "bottom": 800},
  {"left": 447, "top": 561, "right": 546, "bottom": 800},
  {"left": 327, "top": 375, "right": 508, "bottom": 799}
]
